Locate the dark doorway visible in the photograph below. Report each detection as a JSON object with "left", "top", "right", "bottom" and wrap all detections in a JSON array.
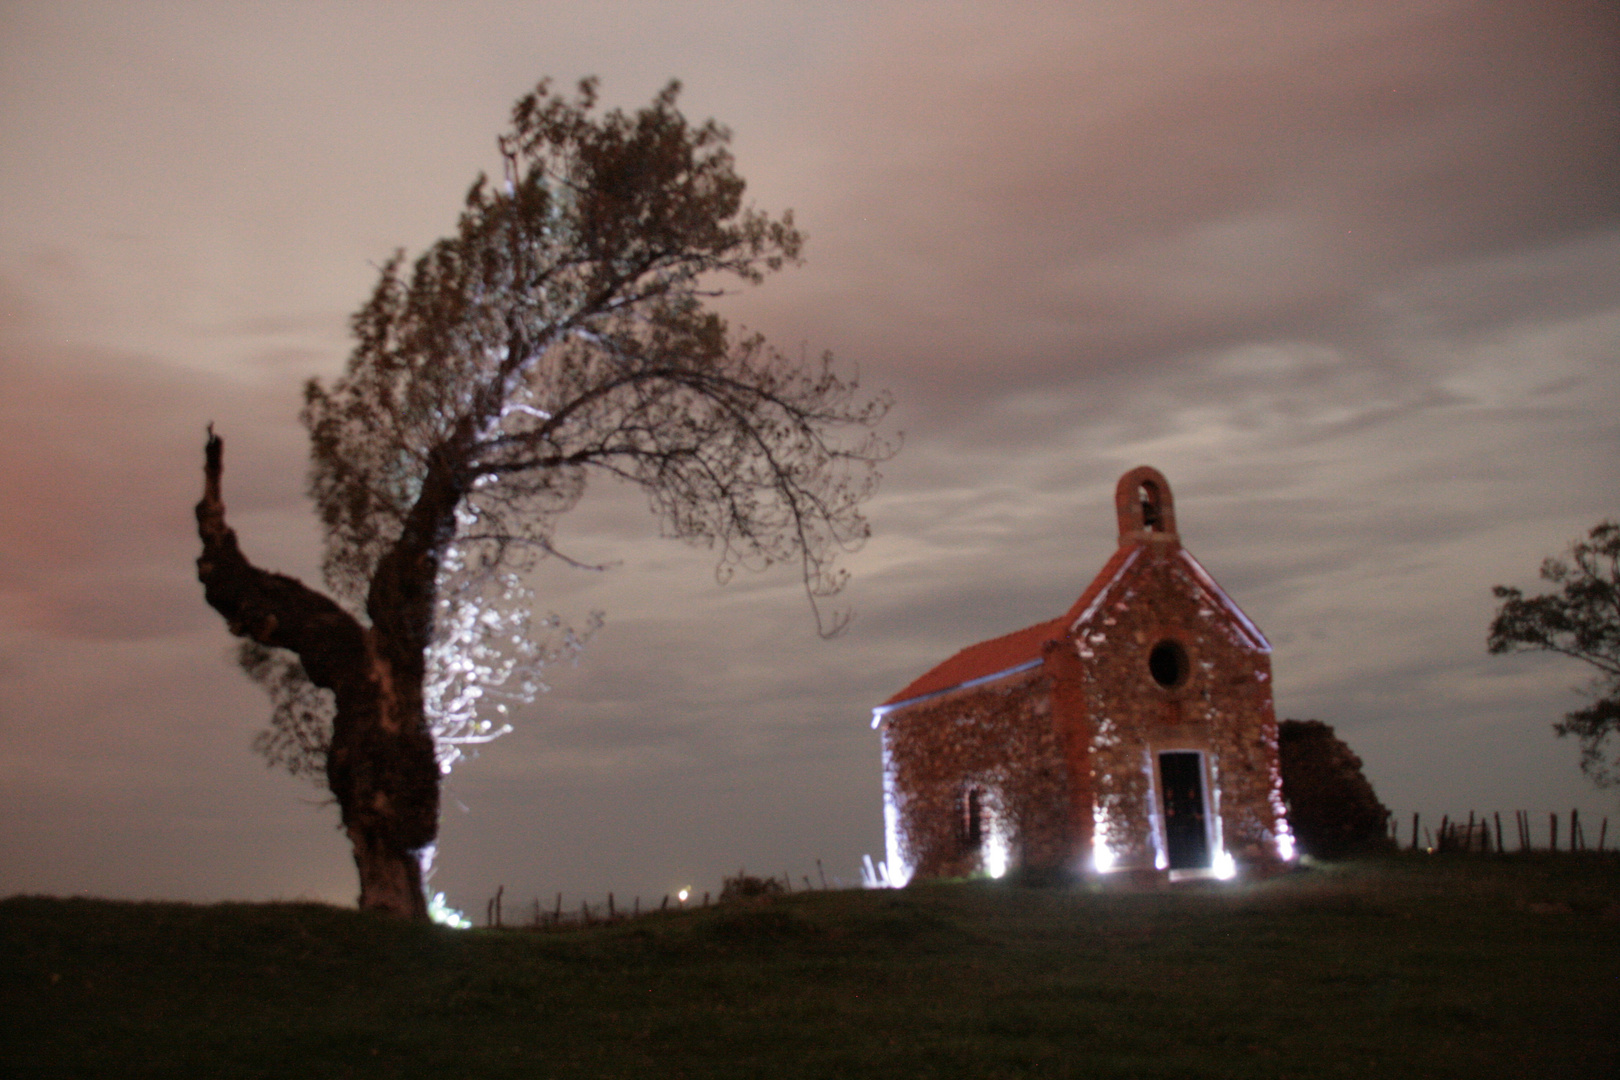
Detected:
[{"left": 1159, "top": 752, "right": 1211, "bottom": 870}]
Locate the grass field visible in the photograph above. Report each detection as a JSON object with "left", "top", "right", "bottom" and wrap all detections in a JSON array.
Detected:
[{"left": 3, "top": 853, "right": 1617, "bottom": 1078}]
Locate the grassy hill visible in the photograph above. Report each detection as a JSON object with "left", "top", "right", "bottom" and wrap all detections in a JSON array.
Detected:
[{"left": 3, "top": 854, "right": 1617, "bottom": 1078}]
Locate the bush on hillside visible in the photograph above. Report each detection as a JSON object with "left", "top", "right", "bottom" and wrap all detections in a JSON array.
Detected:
[
  {"left": 1278, "top": 719, "right": 1395, "bottom": 859},
  {"left": 720, "top": 871, "right": 784, "bottom": 902}
]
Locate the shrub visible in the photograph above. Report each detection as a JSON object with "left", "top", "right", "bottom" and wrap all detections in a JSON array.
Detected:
[
  {"left": 720, "top": 871, "right": 785, "bottom": 902},
  {"left": 1278, "top": 719, "right": 1394, "bottom": 860}
]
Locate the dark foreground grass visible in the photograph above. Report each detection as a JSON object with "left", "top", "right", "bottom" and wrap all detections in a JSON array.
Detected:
[{"left": 3, "top": 854, "right": 1617, "bottom": 1079}]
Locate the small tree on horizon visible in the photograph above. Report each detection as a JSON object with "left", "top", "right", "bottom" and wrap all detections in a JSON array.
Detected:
[
  {"left": 195, "top": 78, "right": 893, "bottom": 919},
  {"left": 1489, "top": 520, "right": 1620, "bottom": 788}
]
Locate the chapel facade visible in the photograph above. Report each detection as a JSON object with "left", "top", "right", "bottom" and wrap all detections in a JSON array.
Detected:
[{"left": 871, "top": 467, "right": 1293, "bottom": 884}]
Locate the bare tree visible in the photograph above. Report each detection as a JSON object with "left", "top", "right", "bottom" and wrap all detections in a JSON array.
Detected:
[
  {"left": 1489, "top": 520, "right": 1620, "bottom": 787},
  {"left": 196, "top": 79, "right": 893, "bottom": 919}
]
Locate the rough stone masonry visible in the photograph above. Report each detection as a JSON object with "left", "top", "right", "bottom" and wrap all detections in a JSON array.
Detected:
[{"left": 872, "top": 467, "right": 1292, "bottom": 884}]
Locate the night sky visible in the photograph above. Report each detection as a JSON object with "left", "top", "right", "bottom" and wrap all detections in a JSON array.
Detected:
[{"left": 3, "top": 1, "right": 1618, "bottom": 913}]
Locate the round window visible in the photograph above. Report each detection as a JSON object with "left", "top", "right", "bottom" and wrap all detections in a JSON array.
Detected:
[{"left": 1148, "top": 640, "right": 1188, "bottom": 688}]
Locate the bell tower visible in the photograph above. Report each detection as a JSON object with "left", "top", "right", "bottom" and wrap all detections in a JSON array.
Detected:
[{"left": 1114, "top": 465, "right": 1178, "bottom": 544}]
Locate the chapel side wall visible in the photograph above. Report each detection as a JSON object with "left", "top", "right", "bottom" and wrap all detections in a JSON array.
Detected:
[
  {"left": 1079, "top": 548, "right": 1283, "bottom": 869},
  {"left": 883, "top": 672, "right": 1073, "bottom": 879}
]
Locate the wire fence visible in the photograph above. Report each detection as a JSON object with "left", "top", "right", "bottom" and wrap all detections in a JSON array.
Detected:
[
  {"left": 481, "top": 863, "right": 842, "bottom": 930},
  {"left": 1399, "top": 809, "right": 1613, "bottom": 854}
]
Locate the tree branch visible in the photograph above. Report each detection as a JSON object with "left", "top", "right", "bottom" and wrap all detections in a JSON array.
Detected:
[{"left": 195, "top": 427, "right": 369, "bottom": 689}]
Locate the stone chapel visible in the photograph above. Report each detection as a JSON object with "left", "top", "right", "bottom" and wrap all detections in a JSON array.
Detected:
[{"left": 871, "top": 466, "right": 1293, "bottom": 884}]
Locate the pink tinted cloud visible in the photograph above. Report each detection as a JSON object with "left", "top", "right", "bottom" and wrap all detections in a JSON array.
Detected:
[
  {"left": 0, "top": 340, "right": 313, "bottom": 644},
  {"left": 789, "top": 2, "right": 1619, "bottom": 386}
]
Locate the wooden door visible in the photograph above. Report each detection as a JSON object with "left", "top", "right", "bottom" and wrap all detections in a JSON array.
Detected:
[{"left": 1159, "top": 751, "right": 1210, "bottom": 870}]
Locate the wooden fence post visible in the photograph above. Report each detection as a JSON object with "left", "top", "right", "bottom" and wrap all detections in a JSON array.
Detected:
[
  {"left": 1550, "top": 812, "right": 1558, "bottom": 852},
  {"left": 1494, "top": 812, "right": 1504, "bottom": 854},
  {"left": 1411, "top": 812, "right": 1420, "bottom": 852},
  {"left": 487, "top": 886, "right": 504, "bottom": 928}
]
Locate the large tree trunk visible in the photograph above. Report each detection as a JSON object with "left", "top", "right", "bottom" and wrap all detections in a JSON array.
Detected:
[{"left": 196, "top": 431, "right": 438, "bottom": 919}]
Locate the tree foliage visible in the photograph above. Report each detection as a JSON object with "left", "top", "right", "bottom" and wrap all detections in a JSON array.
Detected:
[
  {"left": 1489, "top": 520, "right": 1620, "bottom": 787},
  {"left": 197, "top": 78, "right": 893, "bottom": 917},
  {"left": 1276, "top": 719, "right": 1393, "bottom": 860},
  {"left": 237, "top": 641, "right": 333, "bottom": 782}
]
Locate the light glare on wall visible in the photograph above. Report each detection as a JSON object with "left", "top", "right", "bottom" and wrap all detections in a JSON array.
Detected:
[{"left": 986, "top": 827, "right": 1009, "bottom": 879}]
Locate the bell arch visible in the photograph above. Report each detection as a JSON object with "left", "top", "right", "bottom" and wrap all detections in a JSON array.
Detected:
[{"left": 1114, "top": 465, "right": 1178, "bottom": 542}]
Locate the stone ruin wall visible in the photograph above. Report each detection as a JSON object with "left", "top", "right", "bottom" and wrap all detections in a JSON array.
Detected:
[
  {"left": 882, "top": 671, "right": 1074, "bottom": 879},
  {"left": 1078, "top": 549, "right": 1285, "bottom": 870}
]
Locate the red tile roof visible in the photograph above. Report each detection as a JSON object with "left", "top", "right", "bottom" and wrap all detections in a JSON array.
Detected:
[
  {"left": 879, "top": 545, "right": 1140, "bottom": 709},
  {"left": 880, "top": 616, "right": 1063, "bottom": 707}
]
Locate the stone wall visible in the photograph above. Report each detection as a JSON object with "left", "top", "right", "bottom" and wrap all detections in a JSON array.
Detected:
[{"left": 881, "top": 670, "right": 1074, "bottom": 879}]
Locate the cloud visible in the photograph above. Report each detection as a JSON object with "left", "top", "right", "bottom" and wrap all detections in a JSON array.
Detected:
[
  {"left": 752, "top": 1, "right": 1620, "bottom": 409},
  {"left": 0, "top": 339, "right": 321, "bottom": 648}
]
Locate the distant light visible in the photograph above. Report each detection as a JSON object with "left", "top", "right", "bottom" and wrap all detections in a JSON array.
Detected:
[
  {"left": 1093, "top": 844, "right": 1117, "bottom": 873},
  {"left": 677, "top": 888, "right": 690, "bottom": 904},
  {"left": 1276, "top": 830, "right": 1296, "bottom": 862},
  {"left": 1213, "top": 850, "right": 1237, "bottom": 881}
]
